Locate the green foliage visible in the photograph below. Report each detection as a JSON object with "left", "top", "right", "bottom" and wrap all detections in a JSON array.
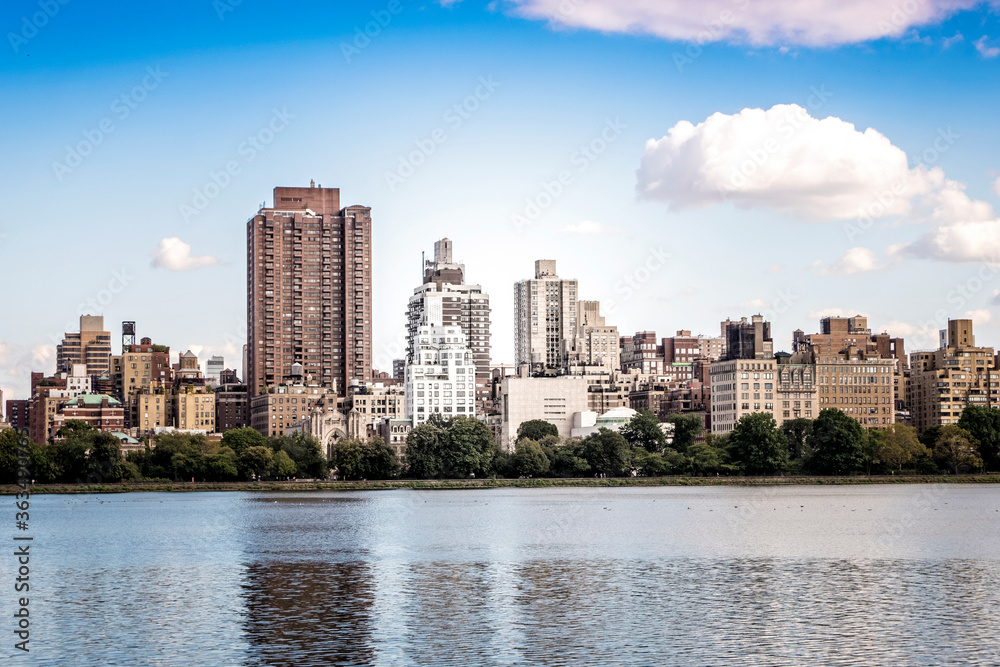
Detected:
[
  {"left": 441, "top": 416, "right": 498, "bottom": 478},
  {"left": 958, "top": 405, "right": 1000, "bottom": 471},
  {"left": 0, "top": 429, "right": 21, "bottom": 484},
  {"left": 238, "top": 446, "right": 274, "bottom": 479},
  {"left": 806, "top": 409, "right": 865, "bottom": 475},
  {"left": 269, "top": 432, "right": 327, "bottom": 478},
  {"left": 663, "top": 413, "right": 704, "bottom": 453},
  {"left": 512, "top": 438, "right": 550, "bottom": 477},
  {"left": 516, "top": 419, "right": 559, "bottom": 442},
  {"left": 404, "top": 423, "right": 447, "bottom": 478},
  {"left": 933, "top": 425, "right": 983, "bottom": 474},
  {"left": 546, "top": 440, "right": 591, "bottom": 477},
  {"left": 878, "top": 424, "right": 928, "bottom": 472},
  {"left": 221, "top": 427, "right": 267, "bottom": 455},
  {"left": 632, "top": 448, "right": 673, "bottom": 476},
  {"left": 860, "top": 429, "right": 885, "bottom": 476},
  {"left": 271, "top": 450, "right": 297, "bottom": 478},
  {"left": 781, "top": 418, "right": 813, "bottom": 460},
  {"left": 686, "top": 442, "right": 725, "bottom": 475},
  {"left": 729, "top": 412, "right": 789, "bottom": 475},
  {"left": 333, "top": 436, "right": 400, "bottom": 480},
  {"left": 581, "top": 428, "right": 632, "bottom": 477},
  {"left": 87, "top": 433, "right": 126, "bottom": 483},
  {"left": 619, "top": 409, "right": 668, "bottom": 452}
]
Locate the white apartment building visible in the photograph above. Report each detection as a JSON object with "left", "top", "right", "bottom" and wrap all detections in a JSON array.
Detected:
[
  {"left": 514, "top": 260, "right": 578, "bottom": 370},
  {"left": 405, "top": 325, "right": 477, "bottom": 425}
]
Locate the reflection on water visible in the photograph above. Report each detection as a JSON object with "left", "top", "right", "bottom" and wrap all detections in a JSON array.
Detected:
[{"left": 8, "top": 487, "right": 1000, "bottom": 666}]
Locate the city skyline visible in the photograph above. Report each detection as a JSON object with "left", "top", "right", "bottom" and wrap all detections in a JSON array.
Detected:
[{"left": 3, "top": 1, "right": 1000, "bottom": 403}]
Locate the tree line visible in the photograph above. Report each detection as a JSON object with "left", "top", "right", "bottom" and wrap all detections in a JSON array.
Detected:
[{"left": 3, "top": 405, "right": 999, "bottom": 483}]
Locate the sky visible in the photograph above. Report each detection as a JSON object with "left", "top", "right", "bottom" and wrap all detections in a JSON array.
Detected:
[{"left": 1, "top": 0, "right": 1000, "bottom": 403}]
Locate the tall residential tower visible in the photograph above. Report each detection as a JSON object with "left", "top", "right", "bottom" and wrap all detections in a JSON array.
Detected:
[
  {"left": 406, "top": 238, "right": 491, "bottom": 413},
  {"left": 247, "top": 183, "right": 372, "bottom": 396}
]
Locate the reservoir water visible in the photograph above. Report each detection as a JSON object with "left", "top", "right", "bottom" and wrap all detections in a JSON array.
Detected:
[{"left": 5, "top": 484, "right": 1000, "bottom": 666}]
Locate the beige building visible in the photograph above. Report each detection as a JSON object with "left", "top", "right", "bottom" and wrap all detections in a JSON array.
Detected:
[
  {"left": 909, "top": 319, "right": 998, "bottom": 433},
  {"left": 175, "top": 389, "right": 216, "bottom": 432},
  {"left": 710, "top": 357, "right": 779, "bottom": 434},
  {"left": 498, "top": 373, "right": 589, "bottom": 451},
  {"left": 136, "top": 392, "right": 172, "bottom": 432},
  {"left": 514, "top": 260, "right": 578, "bottom": 370},
  {"left": 347, "top": 382, "right": 405, "bottom": 438},
  {"left": 816, "top": 346, "right": 895, "bottom": 427},
  {"left": 57, "top": 315, "right": 112, "bottom": 376},
  {"left": 251, "top": 382, "right": 339, "bottom": 437},
  {"left": 568, "top": 301, "right": 620, "bottom": 372}
]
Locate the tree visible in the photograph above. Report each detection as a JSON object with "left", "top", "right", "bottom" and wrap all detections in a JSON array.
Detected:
[
  {"left": 933, "top": 425, "right": 983, "bottom": 474},
  {"left": 221, "top": 427, "right": 267, "bottom": 455},
  {"left": 332, "top": 438, "right": 367, "bottom": 479},
  {"left": 860, "top": 429, "right": 885, "bottom": 476},
  {"left": 360, "top": 435, "right": 400, "bottom": 480},
  {"left": 85, "top": 433, "right": 127, "bottom": 483},
  {"left": 806, "top": 409, "right": 865, "bottom": 475},
  {"left": 686, "top": 441, "right": 724, "bottom": 475},
  {"left": 663, "top": 414, "right": 704, "bottom": 453},
  {"left": 958, "top": 405, "right": 1000, "bottom": 471},
  {"left": 619, "top": 409, "right": 668, "bottom": 452},
  {"left": 728, "top": 412, "right": 788, "bottom": 475},
  {"left": 404, "top": 423, "right": 446, "bottom": 478},
  {"left": 512, "top": 438, "right": 550, "bottom": 477},
  {"left": 547, "top": 442, "right": 591, "bottom": 477},
  {"left": 442, "top": 416, "right": 497, "bottom": 478},
  {"left": 275, "top": 432, "right": 327, "bottom": 478},
  {"left": 878, "top": 424, "right": 928, "bottom": 472},
  {"left": 516, "top": 419, "right": 558, "bottom": 442},
  {"left": 271, "top": 450, "right": 297, "bottom": 478},
  {"left": 205, "top": 448, "right": 239, "bottom": 481},
  {"left": 239, "top": 446, "right": 274, "bottom": 479},
  {"left": 781, "top": 418, "right": 813, "bottom": 460},
  {"left": 581, "top": 428, "right": 632, "bottom": 476},
  {"left": 632, "top": 448, "right": 673, "bottom": 476}
]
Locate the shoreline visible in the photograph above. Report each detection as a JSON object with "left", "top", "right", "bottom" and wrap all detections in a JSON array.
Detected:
[{"left": 5, "top": 474, "right": 1000, "bottom": 494}]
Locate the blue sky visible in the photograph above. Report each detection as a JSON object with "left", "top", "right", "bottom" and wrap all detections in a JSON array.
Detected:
[{"left": 2, "top": 0, "right": 1000, "bottom": 402}]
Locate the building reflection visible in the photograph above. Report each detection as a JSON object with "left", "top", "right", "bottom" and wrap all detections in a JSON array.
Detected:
[{"left": 241, "top": 560, "right": 375, "bottom": 666}]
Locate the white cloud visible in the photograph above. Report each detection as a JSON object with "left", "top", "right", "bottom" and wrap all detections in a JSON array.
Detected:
[
  {"left": 897, "top": 219, "right": 1000, "bottom": 262},
  {"left": 637, "top": 104, "right": 992, "bottom": 226},
  {"left": 740, "top": 298, "right": 767, "bottom": 309},
  {"left": 975, "top": 35, "right": 1000, "bottom": 57},
  {"left": 488, "top": 0, "right": 984, "bottom": 47},
  {"left": 152, "top": 237, "right": 220, "bottom": 272},
  {"left": 993, "top": 176, "right": 1000, "bottom": 197},
  {"left": 561, "top": 220, "right": 611, "bottom": 234},
  {"left": 965, "top": 308, "right": 993, "bottom": 323},
  {"left": 814, "top": 247, "right": 884, "bottom": 275},
  {"left": 880, "top": 320, "right": 941, "bottom": 349}
]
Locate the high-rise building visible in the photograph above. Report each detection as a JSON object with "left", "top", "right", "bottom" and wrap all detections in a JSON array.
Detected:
[
  {"left": 57, "top": 315, "right": 112, "bottom": 376},
  {"left": 514, "top": 260, "right": 578, "bottom": 370},
  {"left": 621, "top": 332, "right": 664, "bottom": 375},
  {"left": 247, "top": 183, "right": 372, "bottom": 397},
  {"left": 405, "top": 325, "right": 477, "bottom": 426},
  {"left": 206, "top": 356, "right": 225, "bottom": 384},
  {"left": 909, "top": 319, "right": 998, "bottom": 433},
  {"left": 406, "top": 238, "right": 491, "bottom": 413},
  {"left": 721, "top": 315, "right": 773, "bottom": 361},
  {"left": 569, "top": 301, "right": 619, "bottom": 372}
]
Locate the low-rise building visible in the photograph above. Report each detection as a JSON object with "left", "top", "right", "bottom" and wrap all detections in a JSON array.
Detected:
[
  {"left": 50, "top": 394, "right": 125, "bottom": 439},
  {"left": 498, "top": 372, "right": 589, "bottom": 450}
]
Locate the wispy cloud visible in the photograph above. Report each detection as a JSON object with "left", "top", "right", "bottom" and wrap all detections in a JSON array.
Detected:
[{"left": 975, "top": 35, "right": 1000, "bottom": 57}]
